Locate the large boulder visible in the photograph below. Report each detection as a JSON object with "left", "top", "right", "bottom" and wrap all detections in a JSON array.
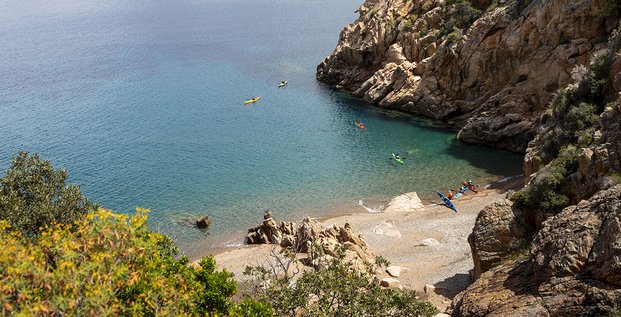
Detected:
[
  {"left": 451, "top": 185, "right": 621, "bottom": 316},
  {"left": 382, "top": 191, "right": 425, "bottom": 213},
  {"left": 469, "top": 199, "right": 530, "bottom": 279}
]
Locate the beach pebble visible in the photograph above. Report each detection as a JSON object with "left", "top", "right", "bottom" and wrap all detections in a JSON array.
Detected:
[
  {"left": 417, "top": 238, "right": 440, "bottom": 246},
  {"left": 386, "top": 266, "right": 402, "bottom": 277},
  {"left": 424, "top": 284, "right": 435, "bottom": 293},
  {"left": 379, "top": 277, "right": 402, "bottom": 289}
]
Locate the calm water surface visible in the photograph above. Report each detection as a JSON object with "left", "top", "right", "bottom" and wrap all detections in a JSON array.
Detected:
[{"left": 0, "top": 0, "right": 523, "bottom": 253}]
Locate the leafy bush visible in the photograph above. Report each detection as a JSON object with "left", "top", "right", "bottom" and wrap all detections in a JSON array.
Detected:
[
  {"left": 598, "top": 0, "right": 621, "bottom": 19},
  {"left": 244, "top": 246, "right": 436, "bottom": 317},
  {"left": 511, "top": 147, "right": 579, "bottom": 221},
  {"left": 444, "top": 1, "right": 482, "bottom": 32},
  {"left": 0, "top": 151, "right": 96, "bottom": 237},
  {"left": 538, "top": 51, "right": 612, "bottom": 159},
  {"left": 0, "top": 208, "right": 266, "bottom": 316}
]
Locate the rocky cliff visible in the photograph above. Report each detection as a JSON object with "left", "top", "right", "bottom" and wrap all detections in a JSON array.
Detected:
[
  {"left": 317, "top": 0, "right": 617, "bottom": 152},
  {"left": 452, "top": 31, "right": 621, "bottom": 315}
]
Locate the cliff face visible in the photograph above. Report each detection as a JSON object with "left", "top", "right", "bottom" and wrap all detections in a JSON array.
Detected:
[
  {"left": 453, "top": 34, "right": 621, "bottom": 315},
  {"left": 317, "top": 0, "right": 616, "bottom": 152},
  {"left": 452, "top": 185, "right": 621, "bottom": 316}
]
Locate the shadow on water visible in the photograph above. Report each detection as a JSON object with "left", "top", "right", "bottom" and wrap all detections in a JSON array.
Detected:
[
  {"left": 443, "top": 139, "right": 524, "bottom": 176},
  {"left": 324, "top": 86, "right": 525, "bottom": 177}
]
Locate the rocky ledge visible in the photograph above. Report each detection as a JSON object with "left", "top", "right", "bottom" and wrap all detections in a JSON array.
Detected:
[{"left": 317, "top": 0, "right": 617, "bottom": 152}]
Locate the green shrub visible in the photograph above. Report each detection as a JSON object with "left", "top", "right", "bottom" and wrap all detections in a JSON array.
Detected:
[
  {"left": 512, "top": 147, "right": 579, "bottom": 219},
  {"left": 0, "top": 208, "right": 264, "bottom": 315},
  {"left": 598, "top": 0, "right": 621, "bottom": 19},
  {"left": 444, "top": 1, "right": 482, "bottom": 31},
  {"left": 245, "top": 246, "right": 436, "bottom": 317},
  {"left": 0, "top": 151, "right": 96, "bottom": 237}
]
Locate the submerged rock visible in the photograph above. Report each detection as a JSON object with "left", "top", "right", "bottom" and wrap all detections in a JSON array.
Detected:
[{"left": 196, "top": 216, "right": 211, "bottom": 229}]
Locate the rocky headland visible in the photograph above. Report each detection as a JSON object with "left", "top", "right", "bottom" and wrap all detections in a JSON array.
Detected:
[{"left": 317, "top": 0, "right": 617, "bottom": 152}]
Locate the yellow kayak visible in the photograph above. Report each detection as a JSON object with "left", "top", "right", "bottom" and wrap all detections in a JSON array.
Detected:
[{"left": 244, "top": 96, "right": 261, "bottom": 104}]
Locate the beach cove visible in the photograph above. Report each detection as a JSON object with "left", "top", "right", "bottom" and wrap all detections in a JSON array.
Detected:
[
  {"left": 208, "top": 176, "right": 523, "bottom": 311},
  {"left": 0, "top": 0, "right": 522, "bottom": 255}
]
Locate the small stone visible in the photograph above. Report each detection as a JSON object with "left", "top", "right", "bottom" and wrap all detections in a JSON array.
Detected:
[
  {"left": 263, "top": 210, "right": 272, "bottom": 220},
  {"left": 196, "top": 216, "right": 211, "bottom": 229},
  {"left": 386, "top": 266, "right": 402, "bottom": 277},
  {"left": 379, "top": 277, "right": 402, "bottom": 289},
  {"left": 424, "top": 284, "right": 435, "bottom": 293},
  {"left": 433, "top": 314, "right": 450, "bottom": 317},
  {"left": 418, "top": 238, "right": 440, "bottom": 246}
]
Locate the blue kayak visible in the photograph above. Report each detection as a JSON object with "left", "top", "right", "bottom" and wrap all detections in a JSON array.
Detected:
[{"left": 436, "top": 191, "right": 457, "bottom": 212}]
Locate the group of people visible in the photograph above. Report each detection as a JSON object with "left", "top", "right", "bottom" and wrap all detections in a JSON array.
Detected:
[{"left": 445, "top": 180, "right": 477, "bottom": 200}]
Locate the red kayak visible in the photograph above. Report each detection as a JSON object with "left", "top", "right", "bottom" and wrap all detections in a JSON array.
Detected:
[{"left": 463, "top": 180, "right": 478, "bottom": 193}]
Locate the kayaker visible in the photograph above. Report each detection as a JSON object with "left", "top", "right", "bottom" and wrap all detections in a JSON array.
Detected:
[{"left": 394, "top": 154, "right": 403, "bottom": 160}]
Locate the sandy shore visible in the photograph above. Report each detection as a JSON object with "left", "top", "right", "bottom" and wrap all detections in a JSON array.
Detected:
[{"left": 210, "top": 176, "right": 523, "bottom": 311}]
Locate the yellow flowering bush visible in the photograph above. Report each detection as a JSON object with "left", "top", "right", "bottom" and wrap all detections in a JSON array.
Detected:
[{"left": 0, "top": 208, "right": 270, "bottom": 316}]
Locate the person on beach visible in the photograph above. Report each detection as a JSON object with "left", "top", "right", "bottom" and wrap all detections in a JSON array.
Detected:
[{"left": 447, "top": 189, "right": 454, "bottom": 200}]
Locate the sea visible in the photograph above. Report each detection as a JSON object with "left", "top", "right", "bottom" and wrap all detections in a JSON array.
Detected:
[{"left": 0, "top": 0, "right": 523, "bottom": 256}]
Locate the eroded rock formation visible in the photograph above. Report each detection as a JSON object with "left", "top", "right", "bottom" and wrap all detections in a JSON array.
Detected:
[
  {"left": 317, "top": 0, "right": 617, "bottom": 152},
  {"left": 468, "top": 199, "right": 530, "bottom": 279},
  {"left": 246, "top": 211, "right": 375, "bottom": 266},
  {"left": 452, "top": 185, "right": 621, "bottom": 316}
]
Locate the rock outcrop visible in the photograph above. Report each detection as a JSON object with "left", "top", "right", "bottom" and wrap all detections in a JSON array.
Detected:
[
  {"left": 246, "top": 211, "right": 375, "bottom": 266},
  {"left": 455, "top": 33, "right": 621, "bottom": 313},
  {"left": 468, "top": 199, "right": 530, "bottom": 279},
  {"left": 317, "top": 0, "right": 617, "bottom": 152},
  {"left": 451, "top": 185, "right": 621, "bottom": 316}
]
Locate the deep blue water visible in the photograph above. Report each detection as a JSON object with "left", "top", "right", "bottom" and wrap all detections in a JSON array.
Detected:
[{"left": 0, "top": 0, "right": 523, "bottom": 254}]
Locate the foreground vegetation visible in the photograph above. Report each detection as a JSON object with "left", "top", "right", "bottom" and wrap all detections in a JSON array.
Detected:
[{"left": 0, "top": 152, "right": 434, "bottom": 316}]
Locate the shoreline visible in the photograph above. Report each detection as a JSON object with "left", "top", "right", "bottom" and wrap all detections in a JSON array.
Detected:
[
  {"left": 185, "top": 174, "right": 522, "bottom": 262},
  {"left": 197, "top": 175, "right": 524, "bottom": 311}
]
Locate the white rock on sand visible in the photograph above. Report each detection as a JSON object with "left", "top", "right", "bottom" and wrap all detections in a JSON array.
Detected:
[
  {"left": 417, "top": 238, "right": 440, "bottom": 247},
  {"left": 386, "top": 265, "right": 403, "bottom": 277},
  {"left": 382, "top": 192, "right": 425, "bottom": 213},
  {"left": 373, "top": 221, "right": 402, "bottom": 238}
]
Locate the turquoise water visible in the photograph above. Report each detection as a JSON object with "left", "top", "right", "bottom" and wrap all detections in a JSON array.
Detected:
[{"left": 0, "top": 0, "right": 523, "bottom": 253}]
